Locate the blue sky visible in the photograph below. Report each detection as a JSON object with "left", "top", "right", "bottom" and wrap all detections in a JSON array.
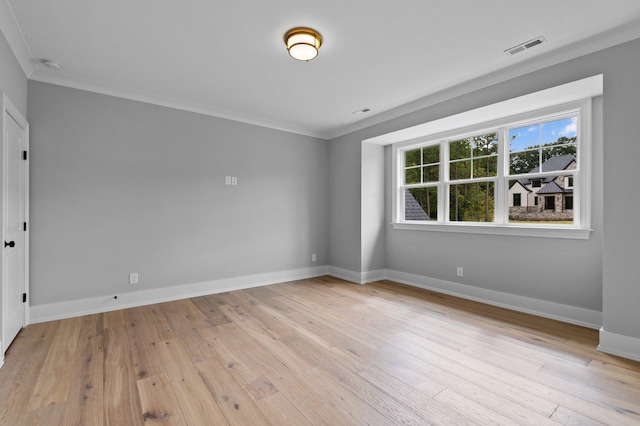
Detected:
[{"left": 509, "top": 117, "right": 577, "bottom": 152}]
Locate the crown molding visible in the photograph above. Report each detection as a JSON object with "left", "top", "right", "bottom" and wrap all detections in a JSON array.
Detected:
[
  {"left": 0, "top": 0, "right": 35, "bottom": 77},
  {"left": 30, "top": 70, "right": 328, "bottom": 139}
]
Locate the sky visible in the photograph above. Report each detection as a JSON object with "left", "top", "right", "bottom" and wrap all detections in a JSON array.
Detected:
[{"left": 509, "top": 117, "right": 577, "bottom": 152}]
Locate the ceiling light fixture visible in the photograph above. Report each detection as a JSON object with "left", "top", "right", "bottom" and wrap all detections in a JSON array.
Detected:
[{"left": 284, "top": 27, "right": 322, "bottom": 61}]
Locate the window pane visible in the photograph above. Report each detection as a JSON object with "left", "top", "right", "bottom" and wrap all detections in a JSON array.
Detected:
[
  {"left": 449, "top": 182, "right": 494, "bottom": 222},
  {"left": 510, "top": 151, "right": 539, "bottom": 175},
  {"left": 405, "top": 149, "right": 421, "bottom": 167},
  {"left": 422, "top": 145, "right": 439, "bottom": 165},
  {"left": 472, "top": 133, "right": 498, "bottom": 157},
  {"left": 405, "top": 167, "right": 421, "bottom": 184},
  {"left": 424, "top": 165, "right": 439, "bottom": 182},
  {"left": 450, "top": 160, "right": 471, "bottom": 180},
  {"left": 541, "top": 117, "right": 576, "bottom": 146},
  {"left": 449, "top": 139, "right": 471, "bottom": 161},
  {"left": 405, "top": 188, "right": 437, "bottom": 221},
  {"left": 473, "top": 156, "right": 497, "bottom": 178},
  {"left": 509, "top": 125, "right": 540, "bottom": 153},
  {"left": 508, "top": 178, "right": 574, "bottom": 225},
  {"left": 509, "top": 116, "right": 578, "bottom": 176}
]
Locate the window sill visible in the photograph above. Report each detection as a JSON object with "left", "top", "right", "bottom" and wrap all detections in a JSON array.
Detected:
[{"left": 391, "top": 222, "right": 592, "bottom": 240}]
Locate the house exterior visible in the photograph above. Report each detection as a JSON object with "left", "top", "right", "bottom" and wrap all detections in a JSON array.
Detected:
[{"left": 508, "top": 154, "right": 576, "bottom": 221}]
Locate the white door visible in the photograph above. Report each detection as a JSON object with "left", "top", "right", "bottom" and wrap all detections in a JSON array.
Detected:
[{"left": 2, "top": 100, "right": 28, "bottom": 354}]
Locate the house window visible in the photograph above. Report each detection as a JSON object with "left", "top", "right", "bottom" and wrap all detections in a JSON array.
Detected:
[
  {"left": 565, "top": 196, "right": 574, "bottom": 210},
  {"left": 545, "top": 196, "right": 555, "bottom": 211},
  {"left": 567, "top": 176, "right": 574, "bottom": 188},
  {"left": 392, "top": 96, "right": 594, "bottom": 239}
]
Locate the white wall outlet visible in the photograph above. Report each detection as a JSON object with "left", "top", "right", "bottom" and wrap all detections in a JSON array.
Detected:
[
  {"left": 231, "top": 176, "right": 238, "bottom": 186},
  {"left": 129, "top": 272, "right": 139, "bottom": 284},
  {"left": 312, "top": 253, "right": 317, "bottom": 262},
  {"left": 225, "top": 176, "right": 232, "bottom": 185},
  {"left": 456, "top": 267, "right": 464, "bottom": 277}
]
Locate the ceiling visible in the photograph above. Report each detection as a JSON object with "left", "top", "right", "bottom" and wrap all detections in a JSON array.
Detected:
[{"left": 3, "top": 1, "right": 640, "bottom": 139}]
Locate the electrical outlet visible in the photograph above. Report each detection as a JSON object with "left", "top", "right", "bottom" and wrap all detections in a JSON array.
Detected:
[
  {"left": 129, "top": 272, "right": 139, "bottom": 284},
  {"left": 456, "top": 267, "right": 463, "bottom": 277},
  {"left": 231, "top": 176, "right": 238, "bottom": 186},
  {"left": 312, "top": 253, "right": 317, "bottom": 262}
]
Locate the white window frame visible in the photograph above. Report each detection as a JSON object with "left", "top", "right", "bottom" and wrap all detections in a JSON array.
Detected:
[{"left": 391, "top": 99, "right": 593, "bottom": 240}]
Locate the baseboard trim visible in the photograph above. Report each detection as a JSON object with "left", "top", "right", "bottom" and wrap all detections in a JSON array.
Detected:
[
  {"left": 28, "top": 264, "right": 605, "bottom": 336},
  {"left": 598, "top": 328, "right": 640, "bottom": 362},
  {"left": 327, "top": 266, "right": 385, "bottom": 285},
  {"left": 30, "top": 265, "right": 329, "bottom": 323},
  {"left": 384, "top": 269, "right": 602, "bottom": 329}
]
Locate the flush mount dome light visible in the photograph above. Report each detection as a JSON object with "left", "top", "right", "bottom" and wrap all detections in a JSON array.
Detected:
[{"left": 284, "top": 27, "right": 322, "bottom": 61}]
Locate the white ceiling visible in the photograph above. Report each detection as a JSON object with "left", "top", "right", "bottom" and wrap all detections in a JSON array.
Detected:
[{"left": 3, "top": 0, "right": 640, "bottom": 139}]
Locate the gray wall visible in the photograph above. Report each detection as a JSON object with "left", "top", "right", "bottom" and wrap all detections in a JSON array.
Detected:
[
  {"left": 28, "top": 81, "right": 329, "bottom": 305},
  {"left": 0, "top": 29, "right": 27, "bottom": 118},
  {"left": 330, "top": 37, "right": 640, "bottom": 341},
  {"left": 600, "top": 40, "right": 640, "bottom": 339}
]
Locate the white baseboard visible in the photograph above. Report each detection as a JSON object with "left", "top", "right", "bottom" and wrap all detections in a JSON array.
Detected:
[
  {"left": 384, "top": 269, "right": 603, "bottom": 329},
  {"left": 327, "top": 266, "right": 385, "bottom": 284},
  {"left": 30, "top": 265, "right": 329, "bottom": 323},
  {"left": 598, "top": 328, "right": 640, "bottom": 362}
]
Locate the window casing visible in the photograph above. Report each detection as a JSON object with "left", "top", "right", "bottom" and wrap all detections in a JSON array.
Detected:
[{"left": 392, "top": 100, "right": 592, "bottom": 239}]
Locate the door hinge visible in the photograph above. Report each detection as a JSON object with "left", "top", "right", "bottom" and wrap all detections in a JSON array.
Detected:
[
  {"left": 24, "top": 222, "right": 27, "bottom": 231},
  {"left": 22, "top": 293, "right": 27, "bottom": 303},
  {"left": 22, "top": 150, "right": 27, "bottom": 160}
]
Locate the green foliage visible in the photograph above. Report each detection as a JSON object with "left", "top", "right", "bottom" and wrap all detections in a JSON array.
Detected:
[
  {"left": 448, "top": 133, "right": 497, "bottom": 222},
  {"left": 449, "top": 133, "right": 498, "bottom": 181},
  {"left": 449, "top": 182, "right": 494, "bottom": 222}
]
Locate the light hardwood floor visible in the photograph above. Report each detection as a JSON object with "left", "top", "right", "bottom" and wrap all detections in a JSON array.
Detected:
[{"left": 1, "top": 276, "right": 639, "bottom": 425}]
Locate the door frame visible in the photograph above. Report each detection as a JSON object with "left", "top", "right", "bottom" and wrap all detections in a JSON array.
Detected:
[{"left": 1, "top": 93, "right": 29, "bottom": 364}]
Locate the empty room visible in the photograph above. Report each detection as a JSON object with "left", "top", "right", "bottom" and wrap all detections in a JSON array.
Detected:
[{"left": 1, "top": 1, "right": 640, "bottom": 424}]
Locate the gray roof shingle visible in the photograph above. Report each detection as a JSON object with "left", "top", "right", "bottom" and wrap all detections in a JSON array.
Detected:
[
  {"left": 404, "top": 189, "right": 431, "bottom": 221},
  {"left": 519, "top": 154, "right": 575, "bottom": 185}
]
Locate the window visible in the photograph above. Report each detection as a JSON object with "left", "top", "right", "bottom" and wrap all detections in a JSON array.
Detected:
[
  {"left": 513, "top": 194, "right": 521, "bottom": 207},
  {"left": 565, "top": 196, "right": 574, "bottom": 210},
  {"left": 393, "top": 98, "right": 593, "bottom": 239},
  {"left": 567, "top": 176, "right": 574, "bottom": 188},
  {"left": 544, "top": 196, "right": 555, "bottom": 211}
]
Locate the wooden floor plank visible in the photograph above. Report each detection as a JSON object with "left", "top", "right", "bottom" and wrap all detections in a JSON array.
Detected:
[
  {"left": 136, "top": 373, "right": 187, "bottom": 425},
  {"left": 27, "top": 316, "right": 83, "bottom": 411},
  {"left": 1, "top": 276, "right": 639, "bottom": 425},
  {"left": 196, "top": 355, "right": 270, "bottom": 425},
  {"left": 154, "top": 339, "right": 229, "bottom": 425},
  {"left": 103, "top": 324, "right": 144, "bottom": 426},
  {"left": 61, "top": 373, "right": 104, "bottom": 426}
]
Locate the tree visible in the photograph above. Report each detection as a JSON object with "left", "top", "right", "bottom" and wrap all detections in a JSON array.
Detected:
[{"left": 509, "top": 137, "right": 577, "bottom": 174}]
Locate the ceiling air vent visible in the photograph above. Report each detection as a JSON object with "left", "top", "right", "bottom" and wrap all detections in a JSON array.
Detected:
[{"left": 504, "top": 36, "right": 546, "bottom": 56}]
